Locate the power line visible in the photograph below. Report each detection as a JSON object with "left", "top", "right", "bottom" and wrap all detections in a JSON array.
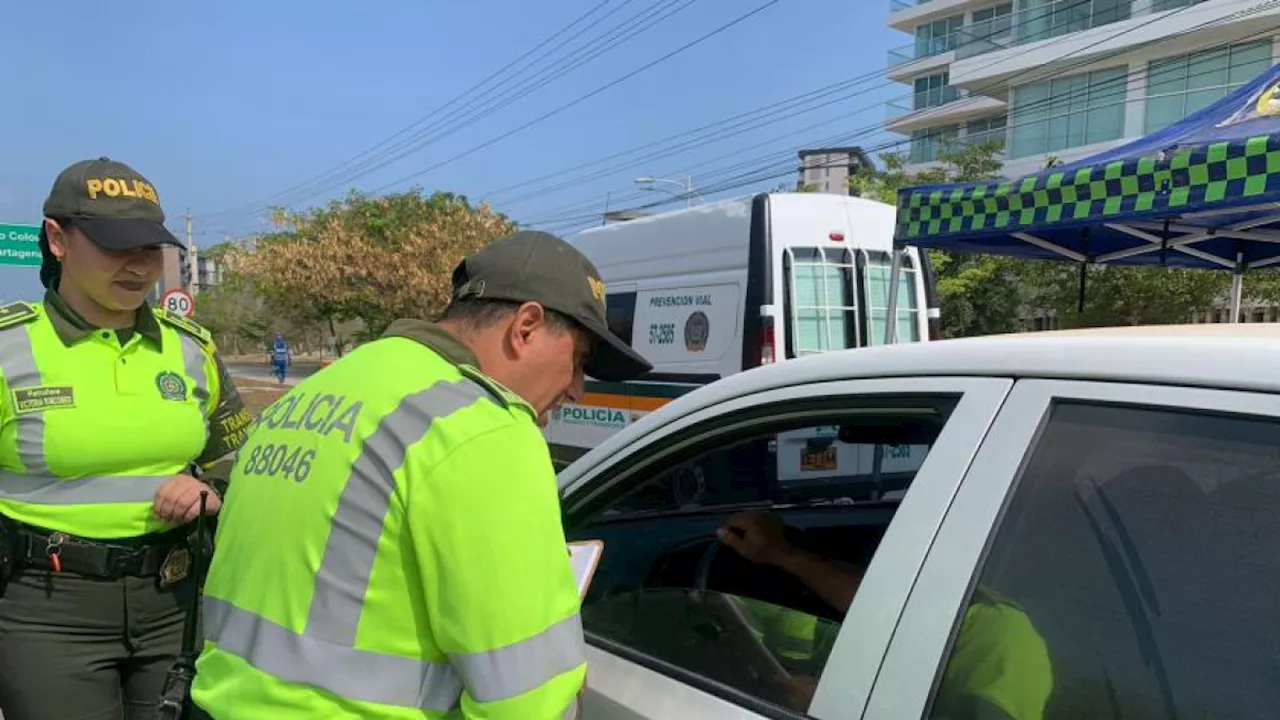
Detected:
[
  {"left": 199, "top": 0, "right": 636, "bottom": 218},
  {"left": 481, "top": 0, "right": 1102, "bottom": 207},
  {"left": 257, "top": 0, "right": 701, "bottom": 212},
  {"left": 200, "top": 0, "right": 701, "bottom": 222},
  {"left": 524, "top": 1, "right": 1278, "bottom": 230},
  {"left": 212, "top": 0, "right": 1081, "bottom": 232},
  {"left": 363, "top": 0, "right": 783, "bottom": 195}
]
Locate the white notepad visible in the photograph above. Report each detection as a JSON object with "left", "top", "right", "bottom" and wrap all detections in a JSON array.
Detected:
[{"left": 568, "top": 540, "right": 604, "bottom": 600}]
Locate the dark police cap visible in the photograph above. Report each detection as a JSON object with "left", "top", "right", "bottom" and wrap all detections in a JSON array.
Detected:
[
  {"left": 42, "top": 157, "right": 183, "bottom": 252},
  {"left": 451, "top": 230, "right": 653, "bottom": 382}
]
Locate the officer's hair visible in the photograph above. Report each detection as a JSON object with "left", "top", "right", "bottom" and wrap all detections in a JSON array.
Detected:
[
  {"left": 38, "top": 217, "right": 74, "bottom": 290},
  {"left": 439, "top": 298, "right": 574, "bottom": 334}
]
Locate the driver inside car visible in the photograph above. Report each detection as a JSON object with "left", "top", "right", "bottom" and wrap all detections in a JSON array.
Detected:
[{"left": 716, "top": 511, "right": 1053, "bottom": 720}]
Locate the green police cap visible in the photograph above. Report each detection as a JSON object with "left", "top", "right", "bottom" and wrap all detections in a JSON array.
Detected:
[
  {"left": 451, "top": 230, "right": 653, "bottom": 382},
  {"left": 42, "top": 157, "right": 183, "bottom": 252}
]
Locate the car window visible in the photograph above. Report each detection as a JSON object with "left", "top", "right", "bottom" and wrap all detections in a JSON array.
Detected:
[
  {"left": 928, "top": 401, "right": 1280, "bottom": 720},
  {"left": 573, "top": 395, "right": 959, "bottom": 717},
  {"left": 601, "top": 418, "right": 935, "bottom": 518}
]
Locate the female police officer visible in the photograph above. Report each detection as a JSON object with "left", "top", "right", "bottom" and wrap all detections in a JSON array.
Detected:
[{"left": 0, "top": 157, "right": 253, "bottom": 719}]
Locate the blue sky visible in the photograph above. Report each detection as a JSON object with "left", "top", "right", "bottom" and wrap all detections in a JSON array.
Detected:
[{"left": 0, "top": 0, "right": 904, "bottom": 301}]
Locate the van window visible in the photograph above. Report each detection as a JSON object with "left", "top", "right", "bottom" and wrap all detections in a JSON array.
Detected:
[
  {"left": 606, "top": 292, "right": 638, "bottom": 345},
  {"left": 863, "top": 250, "right": 920, "bottom": 345},
  {"left": 785, "top": 247, "right": 859, "bottom": 356}
]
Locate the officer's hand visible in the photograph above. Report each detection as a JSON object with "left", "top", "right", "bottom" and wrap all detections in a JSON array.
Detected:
[
  {"left": 716, "top": 511, "right": 792, "bottom": 567},
  {"left": 153, "top": 474, "right": 222, "bottom": 525}
]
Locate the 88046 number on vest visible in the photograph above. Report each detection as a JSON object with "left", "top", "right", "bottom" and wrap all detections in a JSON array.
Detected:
[{"left": 239, "top": 443, "right": 317, "bottom": 484}]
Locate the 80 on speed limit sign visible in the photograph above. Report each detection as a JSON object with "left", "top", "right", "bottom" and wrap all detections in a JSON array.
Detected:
[{"left": 161, "top": 289, "right": 195, "bottom": 318}]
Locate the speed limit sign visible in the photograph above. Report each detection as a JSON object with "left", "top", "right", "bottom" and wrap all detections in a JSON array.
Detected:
[{"left": 161, "top": 289, "right": 195, "bottom": 318}]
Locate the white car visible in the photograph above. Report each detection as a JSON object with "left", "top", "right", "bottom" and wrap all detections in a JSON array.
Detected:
[{"left": 557, "top": 323, "right": 1280, "bottom": 720}]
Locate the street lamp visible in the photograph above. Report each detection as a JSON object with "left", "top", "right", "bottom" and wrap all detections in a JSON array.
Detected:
[{"left": 634, "top": 176, "right": 698, "bottom": 207}]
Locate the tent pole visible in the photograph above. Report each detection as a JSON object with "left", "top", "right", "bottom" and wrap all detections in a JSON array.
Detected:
[
  {"left": 1077, "top": 231, "right": 1091, "bottom": 314},
  {"left": 1230, "top": 245, "right": 1245, "bottom": 324},
  {"left": 1077, "top": 262, "right": 1087, "bottom": 313},
  {"left": 885, "top": 248, "right": 903, "bottom": 345}
]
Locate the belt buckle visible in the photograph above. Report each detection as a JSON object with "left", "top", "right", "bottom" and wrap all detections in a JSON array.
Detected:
[{"left": 158, "top": 545, "right": 192, "bottom": 588}]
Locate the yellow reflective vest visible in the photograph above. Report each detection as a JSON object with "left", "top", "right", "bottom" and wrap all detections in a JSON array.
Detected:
[
  {"left": 0, "top": 298, "right": 239, "bottom": 539},
  {"left": 192, "top": 320, "right": 586, "bottom": 719}
]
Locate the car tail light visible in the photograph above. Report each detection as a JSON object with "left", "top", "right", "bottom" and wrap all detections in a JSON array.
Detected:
[{"left": 760, "top": 321, "right": 776, "bottom": 365}]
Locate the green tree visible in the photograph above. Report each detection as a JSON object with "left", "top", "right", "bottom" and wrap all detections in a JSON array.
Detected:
[
  {"left": 231, "top": 188, "right": 516, "bottom": 339},
  {"left": 1025, "top": 262, "right": 1229, "bottom": 327},
  {"left": 850, "top": 141, "right": 1033, "bottom": 338}
]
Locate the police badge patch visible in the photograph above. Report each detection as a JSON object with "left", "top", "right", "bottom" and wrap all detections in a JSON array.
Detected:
[
  {"left": 159, "top": 546, "right": 191, "bottom": 587},
  {"left": 684, "top": 311, "right": 710, "bottom": 352},
  {"left": 155, "top": 371, "right": 188, "bottom": 401}
]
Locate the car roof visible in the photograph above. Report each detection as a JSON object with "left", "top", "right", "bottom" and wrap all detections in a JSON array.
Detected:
[
  {"left": 561, "top": 324, "right": 1280, "bottom": 485},
  {"left": 744, "top": 323, "right": 1280, "bottom": 394}
]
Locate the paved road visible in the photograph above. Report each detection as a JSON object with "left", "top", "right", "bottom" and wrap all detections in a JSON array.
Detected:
[{"left": 225, "top": 362, "right": 321, "bottom": 387}]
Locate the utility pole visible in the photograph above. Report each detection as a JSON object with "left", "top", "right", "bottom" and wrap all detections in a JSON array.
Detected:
[{"left": 185, "top": 210, "right": 197, "bottom": 295}]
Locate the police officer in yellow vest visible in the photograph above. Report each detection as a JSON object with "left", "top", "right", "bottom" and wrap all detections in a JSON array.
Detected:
[
  {"left": 0, "top": 157, "right": 253, "bottom": 720},
  {"left": 191, "top": 230, "right": 653, "bottom": 719}
]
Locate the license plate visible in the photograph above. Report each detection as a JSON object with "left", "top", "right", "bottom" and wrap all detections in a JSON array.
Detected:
[{"left": 800, "top": 446, "right": 837, "bottom": 471}]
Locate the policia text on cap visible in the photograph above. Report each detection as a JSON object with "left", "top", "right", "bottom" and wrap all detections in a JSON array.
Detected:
[
  {"left": 0, "top": 157, "right": 252, "bottom": 719},
  {"left": 189, "top": 231, "right": 652, "bottom": 718}
]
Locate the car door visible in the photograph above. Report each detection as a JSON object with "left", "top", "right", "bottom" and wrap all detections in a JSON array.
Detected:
[
  {"left": 863, "top": 379, "right": 1280, "bottom": 720},
  {"left": 560, "top": 376, "right": 1013, "bottom": 720}
]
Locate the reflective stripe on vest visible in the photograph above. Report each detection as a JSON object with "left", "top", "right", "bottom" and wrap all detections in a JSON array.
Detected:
[
  {"left": 178, "top": 333, "right": 212, "bottom": 417},
  {"left": 0, "top": 472, "right": 172, "bottom": 504},
  {"left": 203, "top": 377, "right": 587, "bottom": 711},
  {"left": 0, "top": 325, "right": 49, "bottom": 474}
]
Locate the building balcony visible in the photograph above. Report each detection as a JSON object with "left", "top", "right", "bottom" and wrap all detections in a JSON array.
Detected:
[
  {"left": 888, "top": 0, "right": 987, "bottom": 32},
  {"left": 886, "top": 13, "right": 1014, "bottom": 78},
  {"left": 949, "top": 0, "right": 1251, "bottom": 87},
  {"left": 885, "top": 88, "right": 1007, "bottom": 133},
  {"left": 888, "top": 1, "right": 1222, "bottom": 80},
  {"left": 902, "top": 126, "right": 1009, "bottom": 171}
]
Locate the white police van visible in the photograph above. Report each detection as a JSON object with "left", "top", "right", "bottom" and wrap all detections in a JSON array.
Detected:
[{"left": 545, "top": 191, "right": 939, "bottom": 471}]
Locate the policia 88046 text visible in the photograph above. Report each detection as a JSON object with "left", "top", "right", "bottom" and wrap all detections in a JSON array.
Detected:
[{"left": 0, "top": 158, "right": 252, "bottom": 720}]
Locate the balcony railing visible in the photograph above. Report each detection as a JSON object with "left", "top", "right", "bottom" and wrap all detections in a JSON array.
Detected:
[
  {"left": 888, "top": 14, "right": 1013, "bottom": 68},
  {"left": 954, "top": 0, "right": 1209, "bottom": 61},
  {"left": 906, "top": 125, "right": 1007, "bottom": 165},
  {"left": 885, "top": 85, "right": 965, "bottom": 121},
  {"left": 889, "top": 0, "right": 932, "bottom": 12},
  {"left": 888, "top": 0, "right": 1207, "bottom": 68}
]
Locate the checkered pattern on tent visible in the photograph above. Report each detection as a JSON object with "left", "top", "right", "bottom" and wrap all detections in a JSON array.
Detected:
[{"left": 896, "top": 133, "right": 1280, "bottom": 241}]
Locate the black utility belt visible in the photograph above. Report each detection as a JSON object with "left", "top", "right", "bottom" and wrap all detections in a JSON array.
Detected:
[{"left": 14, "top": 525, "right": 193, "bottom": 586}]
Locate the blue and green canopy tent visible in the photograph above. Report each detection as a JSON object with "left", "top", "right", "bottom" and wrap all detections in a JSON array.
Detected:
[{"left": 886, "top": 61, "right": 1280, "bottom": 339}]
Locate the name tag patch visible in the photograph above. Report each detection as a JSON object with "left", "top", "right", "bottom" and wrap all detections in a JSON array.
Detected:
[{"left": 13, "top": 386, "right": 76, "bottom": 414}]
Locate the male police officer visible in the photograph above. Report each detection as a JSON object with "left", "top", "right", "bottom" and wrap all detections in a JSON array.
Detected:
[{"left": 190, "top": 230, "right": 652, "bottom": 719}]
